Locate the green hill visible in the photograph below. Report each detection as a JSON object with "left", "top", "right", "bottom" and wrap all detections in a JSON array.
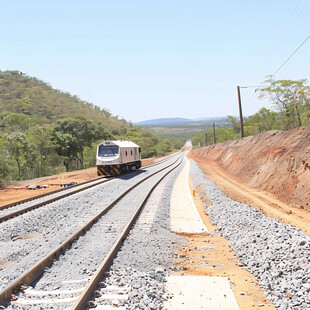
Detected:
[
  {"left": 0, "top": 70, "right": 181, "bottom": 186},
  {"left": 0, "top": 70, "right": 127, "bottom": 133}
]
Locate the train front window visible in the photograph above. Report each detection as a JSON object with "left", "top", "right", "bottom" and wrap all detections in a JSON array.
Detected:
[{"left": 98, "top": 145, "right": 119, "bottom": 157}]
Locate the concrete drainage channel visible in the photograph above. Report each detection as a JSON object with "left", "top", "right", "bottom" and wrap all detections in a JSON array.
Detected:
[
  {"left": 190, "top": 159, "right": 310, "bottom": 310},
  {"left": 0, "top": 154, "right": 184, "bottom": 309}
]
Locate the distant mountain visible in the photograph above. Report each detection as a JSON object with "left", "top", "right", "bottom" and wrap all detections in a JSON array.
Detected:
[
  {"left": 135, "top": 116, "right": 230, "bottom": 126},
  {"left": 135, "top": 118, "right": 190, "bottom": 126},
  {"left": 192, "top": 117, "right": 227, "bottom": 121}
]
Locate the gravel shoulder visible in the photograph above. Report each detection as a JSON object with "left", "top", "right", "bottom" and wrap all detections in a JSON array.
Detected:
[{"left": 188, "top": 155, "right": 310, "bottom": 236}]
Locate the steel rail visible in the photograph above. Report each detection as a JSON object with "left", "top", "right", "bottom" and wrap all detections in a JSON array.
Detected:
[
  {"left": 141, "top": 151, "right": 180, "bottom": 169},
  {"left": 0, "top": 179, "right": 111, "bottom": 223},
  {"left": 0, "top": 153, "right": 184, "bottom": 306},
  {"left": 0, "top": 178, "right": 104, "bottom": 212},
  {"left": 0, "top": 153, "right": 178, "bottom": 212},
  {"left": 0, "top": 154, "right": 179, "bottom": 223},
  {"left": 71, "top": 155, "right": 184, "bottom": 310}
]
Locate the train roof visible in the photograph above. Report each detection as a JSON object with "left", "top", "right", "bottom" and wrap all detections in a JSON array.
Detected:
[{"left": 98, "top": 140, "right": 140, "bottom": 148}]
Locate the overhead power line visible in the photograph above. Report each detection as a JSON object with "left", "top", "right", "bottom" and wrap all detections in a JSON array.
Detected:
[
  {"left": 241, "top": 2, "right": 309, "bottom": 107},
  {"left": 240, "top": 34, "right": 310, "bottom": 107},
  {"left": 239, "top": 86, "right": 263, "bottom": 89},
  {"left": 272, "top": 34, "right": 310, "bottom": 76},
  {"left": 246, "top": 0, "right": 309, "bottom": 85},
  {"left": 260, "top": 0, "right": 308, "bottom": 68}
]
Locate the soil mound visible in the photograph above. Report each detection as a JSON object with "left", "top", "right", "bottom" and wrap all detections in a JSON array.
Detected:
[{"left": 189, "top": 125, "right": 310, "bottom": 209}]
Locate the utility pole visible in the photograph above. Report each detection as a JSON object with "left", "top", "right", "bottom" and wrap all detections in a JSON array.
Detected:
[
  {"left": 213, "top": 123, "right": 216, "bottom": 144},
  {"left": 205, "top": 132, "right": 208, "bottom": 146},
  {"left": 237, "top": 86, "right": 244, "bottom": 138}
]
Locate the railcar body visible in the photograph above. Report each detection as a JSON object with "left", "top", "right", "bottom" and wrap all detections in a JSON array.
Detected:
[{"left": 96, "top": 140, "right": 142, "bottom": 176}]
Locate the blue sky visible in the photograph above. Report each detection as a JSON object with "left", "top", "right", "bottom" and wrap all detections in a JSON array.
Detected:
[{"left": 1, "top": 1, "right": 309, "bottom": 122}]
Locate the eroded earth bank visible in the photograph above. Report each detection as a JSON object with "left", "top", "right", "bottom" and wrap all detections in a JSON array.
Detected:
[{"left": 189, "top": 125, "right": 310, "bottom": 235}]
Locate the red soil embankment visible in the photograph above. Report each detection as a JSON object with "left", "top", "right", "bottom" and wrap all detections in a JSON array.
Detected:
[{"left": 190, "top": 125, "right": 310, "bottom": 209}]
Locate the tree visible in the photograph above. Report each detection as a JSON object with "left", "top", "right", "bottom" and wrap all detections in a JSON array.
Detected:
[
  {"left": 156, "top": 139, "right": 173, "bottom": 156},
  {"left": 0, "top": 112, "right": 32, "bottom": 132},
  {"left": 248, "top": 108, "right": 277, "bottom": 133},
  {"left": 5, "top": 132, "right": 28, "bottom": 180},
  {"left": 27, "top": 125, "right": 54, "bottom": 177},
  {"left": 72, "top": 115, "right": 96, "bottom": 168},
  {"left": 257, "top": 76, "right": 310, "bottom": 130},
  {"left": 0, "top": 141, "right": 9, "bottom": 188},
  {"left": 51, "top": 116, "right": 95, "bottom": 171},
  {"left": 191, "top": 132, "right": 205, "bottom": 147},
  {"left": 95, "top": 122, "right": 115, "bottom": 141},
  {"left": 226, "top": 115, "right": 240, "bottom": 133},
  {"left": 51, "top": 131, "right": 77, "bottom": 172}
]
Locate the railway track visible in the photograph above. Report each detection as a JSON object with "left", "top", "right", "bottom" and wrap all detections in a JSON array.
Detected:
[
  {"left": 0, "top": 153, "right": 179, "bottom": 224},
  {"left": 71, "top": 156, "right": 184, "bottom": 310},
  {"left": 0, "top": 152, "right": 183, "bottom": 294},
  {"left": 0, "top": 152, "right": 184, "bottom": 308}
]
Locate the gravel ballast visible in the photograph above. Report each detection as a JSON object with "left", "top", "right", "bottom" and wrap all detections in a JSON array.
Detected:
[
  {"left": 190, "top": 159, "right": 310, "bottom": 310},
  {"left": 88, "top": 160, "right": 185, "bottom": 309},
  {"left": 4, "top": 156, "right": 185, "bottom": 309},
  {"left": 0, "top": 155, "right": 181, "bottom": 292}
]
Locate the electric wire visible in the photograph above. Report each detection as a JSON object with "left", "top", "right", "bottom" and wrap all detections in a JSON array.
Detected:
[
  {"left": 241, "top": 1, "right": 309, "bottom": 108},
  {"left": 260, "top": 0, "right": 308, "bottom": 69},
  {"left": 240, "top": 33, "right": 310, "bottom": 109},
  {"left": 272, "top": 34, "right": 310, "bottom": 76}
]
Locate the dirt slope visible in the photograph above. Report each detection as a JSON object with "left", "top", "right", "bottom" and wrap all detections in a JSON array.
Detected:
[{"left": 190, "top": 125, "right": 310, "bottom": 209}]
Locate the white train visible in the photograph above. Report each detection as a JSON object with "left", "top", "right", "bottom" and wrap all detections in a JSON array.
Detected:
[{"left": 96, "top": 140, "right": 142, "bottom": 176}]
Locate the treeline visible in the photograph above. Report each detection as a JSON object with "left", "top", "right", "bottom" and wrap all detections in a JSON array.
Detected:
[
  {"left": 0, "top": 71, "right": 182, "bottom": 187},
  {"left": 192, "top": 77, "right": 310, "bottom": 147}
]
